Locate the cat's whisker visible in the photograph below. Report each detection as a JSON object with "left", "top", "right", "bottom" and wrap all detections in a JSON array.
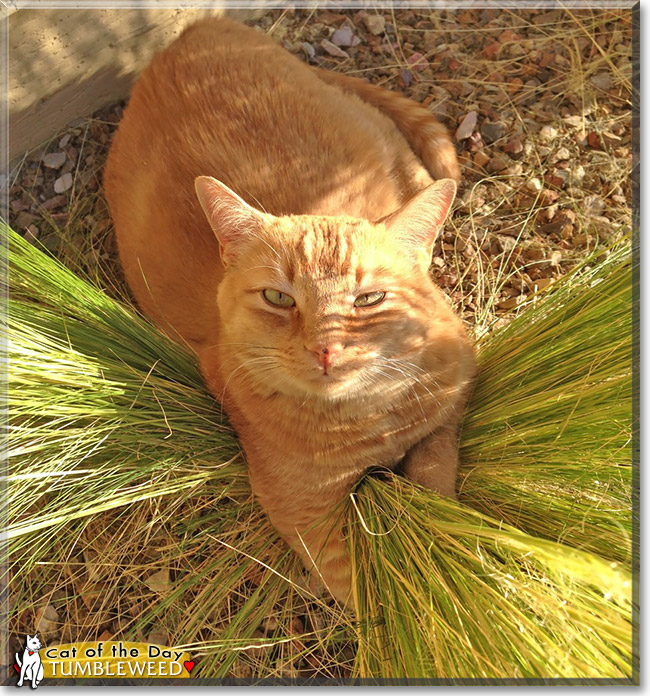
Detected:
[{"left": 219, "top": 357, "right": 278, "bottom": 401}]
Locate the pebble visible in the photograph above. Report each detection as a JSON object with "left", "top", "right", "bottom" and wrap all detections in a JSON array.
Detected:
[
  {"left": 34, "top": 605, "right": 58, "bottom": 635},
  {"left": 526, "top": 177, "right": 542, "bottom": 193},
  {"left": 583, "top": 194, "right": 606, "bottom": 216},
  {"left": 569, "top": 165, "right": 586, "bottom": 186},
  {"left": 487, "top": 154, "right": 509, "bottom": 173},
  {"left": 539, "top": 125, "right": 558, "bottom": 141},
  {"left": 591, "top": 72, "right": 613, "bottom": 90},
  {"left": 363, "top": 13, "right": 386, "bottom": 35},
  {"left": 474, "top": 150, "right": 490, "bottom": 167},
  {"left": 301, "top": 42, "right": 315, "bottom": 59},
  {"left": 320, "top": 38, "right": 349, "bottom": 58},
  {"left": 504, "top": 137, "right": 524, "bottom": 155},
  {"left": 42, "top": 152, "right": 66, "bottom": 169},
  {"left": 553, "top": 146, "right": 571, "bottom": 162},
  {"left": 400, "top": 69, "right": 413, "bottom": 87},
  {"left": 407, "top": 52, "right": 428, "bottom": 71},
  {"left": 455, "top": 110, "right": 478, "bottom": 141},
  {"left": 25, "top": 224, "right": 40, "bottom": 243},
  {"left": 54, "top": 172, "right": 73, "bottom": 193},
  {"left": 331, "top": 24, "right": 360, "bottom": 48},
  {"left": 59, "top": 133, "right": 71, "bottom": 148},
  {"left": 481, "top": 121, "right": 506, "bottom": 144}
]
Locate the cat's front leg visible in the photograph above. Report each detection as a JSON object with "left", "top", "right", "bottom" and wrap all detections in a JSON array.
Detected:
[
  {"left": 247, "top": 464, "right": 357, "bottom": 606},
  {"left": 400, "top": 422, "right": 461, "bottom": 498}
]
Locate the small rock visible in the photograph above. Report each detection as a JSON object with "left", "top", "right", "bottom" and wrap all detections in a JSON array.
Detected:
[
  {"left": 331, "top": 23, "right": 360, "bottom": 48},
  {"left": 407, "top": 52, "right": 428, "bottom": 72},
  {"left": 473, "top": 150, "right": 490, "bottom": 167},
  {"left": 363, "top": 13, "right": 386, "bottom": 35},
  {"left": 301, "top": 42, "right": 315, "bottom": 59},
  {"left": 59, "top": 133, "right": 71, "bottom": 148},
  {"left": 526, "top": 177, "right": 542, "bottom": 193},
  {"left": 498, "top": 295, "right": 525, "bottom": 310},
  {"left": 145, "top": 569, "right": 171, "bottom": 594},
  {"left": 480, "top": 121, "right": 506, "bottom": 144},
  {"left": 320, "top": 38, "right": 349, "bottom": 58},
  {"left": 563, "top": 115, "right": 584, "bottom": 130},
  {"left": 483, "top": 41, "right": 500, "bottom": 59},
  {"left": 53, "top": 173, "right": 73, "bottom": 194},
  {"left": 591, "top": 72, "right": 613, "bottom": 90},
  {"left": 10, "top": 199, "right": 29, "bottom": 213},
  {"left": 553, "top": 146, "right": 571, "bottom": 162},
  {"left": 534, "top": 277, "right": 554, "bottom": 291},
  {"left": 487, "top": 155, "right": 509, "bottom": 173},
  {"left": 498, "top": 29, "right": 520, "bottom": 43},
  {"left": 399, "top": 69, "right": 413, "bottom": 87},
  {"left": 544, "top": 204, "right": 559, "bottom": 221},
  {"left": 42, "top": 152, "right": 66, "bottom": 169},
  {"left": 550, "top": 250, "right": 562, "bottom": 266},
  {"left": 547, "top": 169, "right": 568, "bottom": 187},
  {"left": 586, "top": 131, "right": 603, "bottom": 149},
  {"left": 540, "top": 189, "right": 559, "bottom": 205},
  {"left": 539, "top": 125, "right": 558, "bottom": 141},
  {"left": 466, "top": 132, "right": 484, "bottom": 152},
  {"left": 504, "top": 162, "right": 524, "bottom": 177},
  {"left": 148, "top": 627, "right": 169, "bottom": 646},
  {"left": 15, "top": 211, "right": 38, "bottom": 229},
  {"left": 584, "top": 194, "right": 606, "bottom": 216},
  {"left": 25, "top": 225, "right": 40, "bottom": 243},
  {"left": 42, "top": 194, "right": 67, "bottom": 210},
  {"left": 504, "top": 137, "right": 524, "bottom": 155},
  {"left": 569, "top": 164, "right": 586, "bottom": 186},
  {"left": 455, "top": 110, "right": 478, "bottom": 141},
  {"left": 34, "top": 605, "right": 58, "bottom": 635}
]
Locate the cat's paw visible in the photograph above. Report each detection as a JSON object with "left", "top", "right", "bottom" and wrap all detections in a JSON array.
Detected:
[{"left": 308, "top": 555, "right": 353, "bottom": 608}]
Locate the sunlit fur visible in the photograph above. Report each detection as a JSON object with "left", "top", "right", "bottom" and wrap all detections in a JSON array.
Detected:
[{"left": 104, "top": 17, "right": 476, "bottom": 605}]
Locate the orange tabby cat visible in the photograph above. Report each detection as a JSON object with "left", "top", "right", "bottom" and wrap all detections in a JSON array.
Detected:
[{"left": 104, "top": 16, "right": 476, "bottom": 604}]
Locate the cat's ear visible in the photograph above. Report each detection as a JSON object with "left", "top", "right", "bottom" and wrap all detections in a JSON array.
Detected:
[
  {"left": 385, "top": 179, "right": 456, "bottom": 263},
  {"left": 195, "top": 176, "right": 269, "bottom": 265}
]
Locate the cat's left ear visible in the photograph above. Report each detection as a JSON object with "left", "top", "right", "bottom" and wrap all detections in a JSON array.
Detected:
[
  {"left": 195, "top": 176, "right": 271, "bottom": 266},
  {"left": 385, "top": 179, "right": 457, "bottom": 263}
]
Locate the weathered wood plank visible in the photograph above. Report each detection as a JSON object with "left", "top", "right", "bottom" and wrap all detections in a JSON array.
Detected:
[{"left": 9, "top": 7, "right": 262, "bottom": 160}]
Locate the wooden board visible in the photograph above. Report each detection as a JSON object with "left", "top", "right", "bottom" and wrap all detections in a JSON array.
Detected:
[{"left": 8, "top": 7, "right": 262, "bottom": 161}]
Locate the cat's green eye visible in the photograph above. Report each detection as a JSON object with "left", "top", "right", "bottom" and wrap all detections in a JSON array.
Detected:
[
  {"left": 354, "top": 291, "right": 386, "bottom": 308},
  {"left": 262, "top": 289, "right": 296, "bottom": 308}
]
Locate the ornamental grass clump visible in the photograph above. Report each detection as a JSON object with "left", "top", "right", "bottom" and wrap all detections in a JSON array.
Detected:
[{"left": 5, "top": 225, "right": 634, "bottom": 681}]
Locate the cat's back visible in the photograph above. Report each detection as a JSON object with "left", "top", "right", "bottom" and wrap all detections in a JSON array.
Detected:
[{"left": 105, "top": 17, "right": 422, "bottom": 222}]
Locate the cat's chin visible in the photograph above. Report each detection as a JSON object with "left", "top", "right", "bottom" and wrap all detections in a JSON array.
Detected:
[{"left": 294, "top": 372, "right": 368, "bottom": 402}]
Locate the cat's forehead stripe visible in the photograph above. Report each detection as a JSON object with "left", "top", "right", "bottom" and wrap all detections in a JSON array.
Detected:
[{"left": 291, "top": 219, "right": 355, "bottom": 276}]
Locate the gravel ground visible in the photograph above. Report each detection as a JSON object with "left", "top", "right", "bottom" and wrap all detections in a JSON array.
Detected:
[{"left": 5, "top": 5, "right": 635, "bottom": 678}]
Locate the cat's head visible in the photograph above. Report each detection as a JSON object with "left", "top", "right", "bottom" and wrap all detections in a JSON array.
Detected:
[
  {"left": 26, "top": 635, "right": 42, "bottom": 650},
  {"left": 195, "top": 176, "right": 463, "bottom": 402}
]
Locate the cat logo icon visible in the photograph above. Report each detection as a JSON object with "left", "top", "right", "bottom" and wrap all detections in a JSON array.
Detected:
[{"left": 15, "top": 634, "right": 45, "bottom": 688}]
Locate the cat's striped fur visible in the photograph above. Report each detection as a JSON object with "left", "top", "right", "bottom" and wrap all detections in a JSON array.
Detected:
[{"left": 104, "top": 17, "right": 476, "bottom": 604}]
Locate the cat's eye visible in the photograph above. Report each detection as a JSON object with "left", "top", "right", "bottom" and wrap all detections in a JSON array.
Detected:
[
  {"left": 262, "top": 289, "right": 296, "bottom": 308},
  {"left": 354, "top": 291, "right": 386, "bottom": 308}
]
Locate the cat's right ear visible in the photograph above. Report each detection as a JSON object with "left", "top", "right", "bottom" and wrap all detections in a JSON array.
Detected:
[{"left": 195, "top": 176, "right": 269, "bottom": 266}]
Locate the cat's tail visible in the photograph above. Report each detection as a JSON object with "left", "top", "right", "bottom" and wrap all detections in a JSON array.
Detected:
[
  {"left": 15, "top": 654, "right": 21, "bottom": 667},
  {"left": 312, "top": 67, "right": 460, "bottom": 183}
]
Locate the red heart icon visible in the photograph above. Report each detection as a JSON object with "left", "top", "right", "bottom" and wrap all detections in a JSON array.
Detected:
[
  {"left": 13, "top": 664, "right": 19, "bottom": 673},
  {"left": 28, "top": 651, "right": 34, "bottom": 656},
  {"left": 184, "top": 660, "right": 195, "bottom": 674}
]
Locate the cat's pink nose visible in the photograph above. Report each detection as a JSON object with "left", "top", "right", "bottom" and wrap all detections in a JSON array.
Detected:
[{"left": 305, "top": 342, "right": 343, "bottom": 374}]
